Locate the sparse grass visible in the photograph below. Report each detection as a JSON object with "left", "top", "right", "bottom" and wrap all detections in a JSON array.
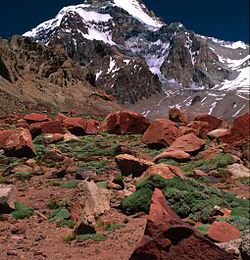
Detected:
[
  {"left": 76, "top": 234, "right": 107, "bottom": 242},
  {"left": 60, "top": 180, "right": 81, "bottom": 189},
  {"left": 97, "top": 181, "right": 108, "bottom": 189},
  {"left": 62, "top": 233, "right": 75, "bottom": 243},
  {"left": 0, "top": 176, "right": 8, "bottom": 184},
  {"left": 182, "top": 153, "right": 234, "bottom": 174},
  {"left": 14, "top": 172, "right": 32, "bottom": 180},
  {"left": 11, "top": 202, "right": 34, "bottom": 219},
  {"left": 97, "top": 220, "right": 122, "bottom": 231},
  {"left": 239, "top": 177, "right": 250, "bottom": 186},
  {"left": 197, "top": 224, "right": 209, "bottom": 234},
  {"left": 82, "top": 160, "right": 110, "bottom": 175},
  {"left": 59, "top": 219, "right": 75, "bottom": 228}
]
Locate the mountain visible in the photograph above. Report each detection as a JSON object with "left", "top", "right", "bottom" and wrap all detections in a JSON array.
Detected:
[
  {"left": 0, "top": 36, "right": 120, "bottom": 115},
  {"left": 21, "top": 0, "right": 250, "bottom": 119}
]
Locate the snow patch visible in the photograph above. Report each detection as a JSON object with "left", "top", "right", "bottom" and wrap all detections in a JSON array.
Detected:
[
  {"left": 107, "top": 57, "right": 120, "bottom": 74},
  {"left": 113, "top": 0, "right": 163, "bottom": 29}
]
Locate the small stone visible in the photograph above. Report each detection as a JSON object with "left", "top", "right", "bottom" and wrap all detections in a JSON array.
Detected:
[
  {"left": 0, "top": 185, "right": 15, "bottom": 213},
  {"left": 206, "top": 221, "right": 241, "bottom": 243}
]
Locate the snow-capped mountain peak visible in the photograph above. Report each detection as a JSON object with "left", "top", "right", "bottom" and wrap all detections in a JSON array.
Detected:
[{"left": 23, "top": 0, "right": 249, "bottom": 119}]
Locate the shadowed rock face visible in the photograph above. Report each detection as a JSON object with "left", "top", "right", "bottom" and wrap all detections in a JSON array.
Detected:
[{"left": 0, "top": 36, "right": 120, "bottom": 115}]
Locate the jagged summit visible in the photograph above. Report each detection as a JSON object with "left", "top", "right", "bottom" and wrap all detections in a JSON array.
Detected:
[{"left": 22, "top": 0, "right": 249, "bottom": 119}]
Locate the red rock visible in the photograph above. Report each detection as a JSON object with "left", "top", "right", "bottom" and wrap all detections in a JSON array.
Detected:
[
  {"left": 187, "top": 121, "right": 211, "bottom": 138},
  {"left": 100, "top": 110, "right": 150, "bottom": 134},
  {"left": 169, "top": 107, "right": 187, "bottom": 123},
  {"left": 195, "top": 115, "right": 223, "bottom": 132},
  {"left": 30, "top": 121, "right": 65, "bottom": 137},
  {"left": 142, "top": 118, "right": 181, "bottom": 147},
  {"left": 63, "top": 117, "right": 87, "bottom": 136},
  {"left": 179, "top": 126, "right": 198, "bottom": 136},
  {"left": 115, "top": 154, "right": 154, "bottom": 177},
  {"left": 85, "top": 119, "right": 100, "bottom": 134},
  {"left": 153, "top": 150, "right": 190, "bottom": 162},
  {"left": 197, "top": 147, "right": 223, "bottom": 160},
  {"left": 141, "top": 164, "right": 184, "bottom": 180},
  {"left": 206, "top": 221, "right": 241, "bottom": 243},
  {"left": 207, "top": 128, "right": 229, "bottom": 139},
  {"left": 44, "top": 133, "right": 64, "bottom": 143},
  {"left": 24, "top": 113, "right": 49, "bottom": 123},
  {"left": 167, "top": 133, "right": 205, "bottom": 154},
  {"left": 130, "top": 189, "right": 233, "bottom": 260},
  {"left": 56, "top": 113, "right": 67, "bottom": 123},
  {"left": 0, "top": 129, "right": 35, "bottom": 158},
  {"left": 220, "top": 113, "right": 250, "bottom": 146}
]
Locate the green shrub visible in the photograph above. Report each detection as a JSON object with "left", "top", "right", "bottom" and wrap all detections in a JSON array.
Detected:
[
  {"left": 47, "top": 199, "right": 60, "bottom": 210},
  {"left": 59, "top": 219, "right": 75, "bottom": 228},
  {"left": 182, "top": 153, "right": 234, "bottom": 174},
  {"left": 122, "top": 175, "right": 249, "bottom": 224},
  {"left": 48, "top": 208, "right": 70, "bottom": 223},
  {"left": 122, "top": 188, "right": 153, "bottom": 215},
  {"left": 231, "top": 207, "right": 250, "bottom": 219},
  {"left": 33, "top": 135, "right": 45, "bottom": 145},
  {"left": 76, "top": 234, "right": 107, "bottom": 242},
  {"left": 11, "top": 202, "right": 34, "bottom": 219},
  {"left": 60, "top": 180, "right": 81, "bottom": 189},
  {"left": 225, "top": 216, "right": 250, "bottom": 232}
]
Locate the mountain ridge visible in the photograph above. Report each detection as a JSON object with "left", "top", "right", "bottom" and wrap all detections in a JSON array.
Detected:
[{"left": 15, "top": 0, "right": 250, "bottom": 119}]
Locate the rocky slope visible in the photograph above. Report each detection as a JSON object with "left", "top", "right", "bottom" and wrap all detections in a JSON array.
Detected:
[
  {"left": 0, "top": 36, "right": 120, "bottom": 116},
  {"left": 0, "top": 110, "right": 249, "bottom": 259},
  {"left": 23, "top": 0, "right": 249, "bottom": 118}
]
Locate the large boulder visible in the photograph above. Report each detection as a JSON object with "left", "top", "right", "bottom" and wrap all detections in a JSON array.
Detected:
[
  {"left": 115, "top": 154, "right": 154, "bottom": 177},
  {"left": 166, "top": 133, "right": 205, "bottom": 155},
  {"left": 101, "top": 110, "right": 150, "bottom": 134},
  {"left": 0, "top": 128, "right": 35, "bottom": 158},
  {"left": 71, "top": 181, "right": 110, "bottom": 235},
  {"left": 24, "top": 113, "right": 49, "bottom": 124},
  {"left": 142, "top": 119, "right": 181, "bottom": 147},
  {"left": 194, "top": 115, "right": 223, "bottom": 132},
  {"left": 169, "top": 107, "right": 187, "bottom": 123},
  {"left": 206, "top": 221, "right": 241, "bottom": 243},
  {"left": 85, "top": 119, "right": 100, "bottom": 134},
  {"left": 0, "top": 185, "right": 15, "bottom": 213},
  {"left": 226, "top": 163, "right": 250, "bottom": 179},
  {"left": 30, "top": 121, "right": 66, "bottom": 137},
  {"left": 207, "top": 128, "right": 229, "bottom": 139},
  {"left": 130, "top": 189, "right": 233, "bottom": 260},
  {"left": 187, "top": 121, "right": 211, "bottom": 138},
  {"left": 141, "top": 164, "right": 184, "bottom": 180},
  {"left": 63, "top": 117, "right": 87, "bottom": 136},
  {"left": 220, "top": 113, "right": 250, "bottom": 146},
  {"left": 153, "top": 150, "right": 190, "bottom": 163}
]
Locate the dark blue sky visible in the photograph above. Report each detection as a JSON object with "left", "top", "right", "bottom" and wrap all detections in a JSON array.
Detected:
[{"left": 0, "top": 0, "right": 249, "bottom": 42}]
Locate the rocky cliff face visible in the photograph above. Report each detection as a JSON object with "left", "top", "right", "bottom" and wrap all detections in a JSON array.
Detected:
[
  {"left": 18, "top": 0, "right": 250, "bottom": 118},
  {"left": 0, "top": 36, "right": 120, "bottom": 115}
]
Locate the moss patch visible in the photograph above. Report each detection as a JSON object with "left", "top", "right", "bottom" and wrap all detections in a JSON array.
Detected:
[
  {"left": 122, "top": 175, "right": 249, "bottom": 228},
  {"left": 11, "top": 202, "right": 34, "bottom": 219}
]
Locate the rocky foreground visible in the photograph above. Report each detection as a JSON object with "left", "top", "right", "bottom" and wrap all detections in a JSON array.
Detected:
[{"left": 0, "top": 109, "right": 249, "bottom": 260}]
